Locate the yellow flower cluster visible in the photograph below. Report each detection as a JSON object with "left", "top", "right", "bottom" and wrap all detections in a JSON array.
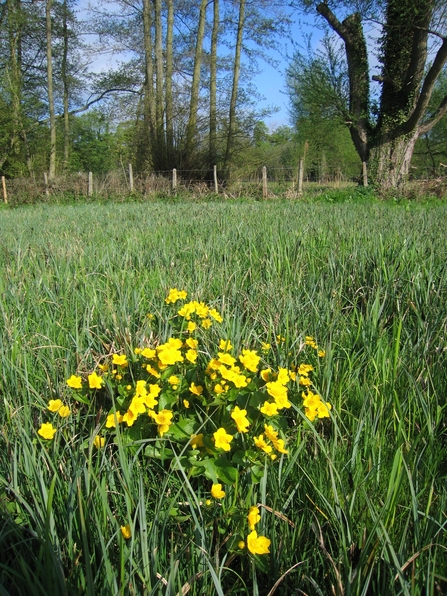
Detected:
[
  {"left": 305, "top": 336, "right": 325, "bottom": 357},
  {"left": 165, "top": 288, "right": 188, "bottom": 304},
  {"left": 302, "top": 390, "right": 332, "bottom": 421},
  {"left": 244, "top": 506, "right": 271, "bottom": 555},
  {"left": 177, "top": 298, "right": 223, "bottom": 330},
  {"left": 61, "top": 289, "right": 332, "bottom": 561},
  {"left": 37, "top": 398, "right": 71, "bottom": 440}
]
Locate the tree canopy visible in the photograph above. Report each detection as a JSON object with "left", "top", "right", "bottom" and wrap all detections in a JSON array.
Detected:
[{"left": 291, "top": 0, "right": 447, "bottom": 190}]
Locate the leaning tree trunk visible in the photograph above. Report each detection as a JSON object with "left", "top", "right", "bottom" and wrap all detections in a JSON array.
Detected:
[{"left": 368, "top": 131, "right": 419, "bottom": 190}]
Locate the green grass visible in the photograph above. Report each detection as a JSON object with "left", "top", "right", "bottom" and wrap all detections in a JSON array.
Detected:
[{"left": 0, "top": 199, "right": 446, "bottom": 595}]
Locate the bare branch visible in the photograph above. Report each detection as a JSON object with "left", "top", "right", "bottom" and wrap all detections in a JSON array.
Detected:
[
  {"left": 404, "top": 37, "right": 447, "bottom": 133},
  {"left": 418, "top": 95, "right": 447, "bottom": 135},
  {"left": 36, "top": 88, "right": 140, "bottom": 126},
  {"left": 372, "top": 74, "right": 396, "bottom": 87}
]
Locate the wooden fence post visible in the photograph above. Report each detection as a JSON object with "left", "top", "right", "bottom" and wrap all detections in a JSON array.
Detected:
[
  {"left": 128, "top": 163, "right": 134, "bottom": 192},
  {"left": 297, "top": 157, "right": 304, "bottom": 196},
  {"left": 213, "top": 165, "right": 218, "bottom": 194},
  {"left": 44, "top": 172, "right": 49, "bottom": 197},
  {"left": 262, "top": 166, "right": 268, "bottom": 199},
  {"left": 362, "top": 161, "right": 368, "bottom": 187},
  {"left": 88, "top": 171, "right": 93, "bottom": 196},
  {"left": 1, "top": 176, "right": 7, "bottom": 203},
  {"left": 172, "top": 168, "right": 177, "bottom": 190}
]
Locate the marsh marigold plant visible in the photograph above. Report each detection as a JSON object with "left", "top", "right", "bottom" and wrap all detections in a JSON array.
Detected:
[{"left": 60, "top": 289, "right": 332, "bottom": 557}]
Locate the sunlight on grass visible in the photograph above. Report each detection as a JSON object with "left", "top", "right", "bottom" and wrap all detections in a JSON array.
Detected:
[{"left": 0, "top": 200, "right": 446, "bottom": 595}]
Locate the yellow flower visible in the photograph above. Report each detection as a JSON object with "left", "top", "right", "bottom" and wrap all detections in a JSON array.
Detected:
[
  {"left": 318, "top": 349, "right": 326, "bottom": 358},
  {"left": 261, "top": 342, "right": 271, "bottom": 352},
  {"left": 213, "top": 383, "right": 225, "bottom": 395},
  {"left": 48, "top": 399, "right": 63, "bottom": 412},
  {"left": 305, "top": 336, "right": 317, "bottom": 349},
  {"left": 183, "top": 399, "right": 190, "bottom": 408},
  {"left": 213, "top": 427, "right": 233, "bottom": 451},
  {"left": 187, "top": 321, "right": 197, "bottom": 333},
  {"left": 38, "top": 422, "right": 57, "bottom": 440},
  {"left": 134, "top": 347, "right": 142, "bottom": 354},
  {"left": 217, "top": 352, "right": 236, "bottom": 366},
  {"left": 120, "top": 524, "right": 132, "bottom": 539},
  {"left": 208, "top": 308, "right": 223, "bottom": 323},
  {"left": 185, "top": 349, "right": 198, "bottom": 363},
  {"left": 298, "top": 363, "right": 314, "bottom": 376},
  {"left": 123, "top": 407, "right": 137, "bottom": 427},
  {"left": 157, "top": 346, "right": 183, "bottom": 366},
  {"left": 58, "top": 405, "right": 71, "bottom": 418},
  {"left": 263, "top": 424, "right": 278, "bottom": 443},
  {"left": 260, "top": 368, "right": 273, "bottom": 382},
  {"left": 189, "top": 382, "right": 203, "bottom": 396},
  {"left": 247, "top": 506, "right": 261, "bottom": 530},
  {"left": 276, "top": 368, "right": 290, "bottom": 385},
  {"left": 266, "top": 381, "right": 288, "bottom": 401},
  {"left": 299, "top": 376, "right": 312, "bottom": 387},
  {"left": 146, "top": 365, "right": 160, "bottom": 378},
  {"left": 211, "top": 483, "right": 226, "bottom": 499},
  {"left": 106, "top": 411, "right": 123, "bottom": 428},
  {"left": 190, "top": 433, "right": 204, "bottom": 449},
  {"left": 201, "top": 318, "right": 212, "bottom": 329},
  {"left": 152, "top": 409, "right": 174, "bottom": 436},
  {"left": 141, "top": 347, "right": 156, "bottom": 359},
  {"left": 274, "top": 438, "right": 288, "bottom": 454},
  {"left": 94, "top": 435, "right": 105, "bottom": 449},
  {"left": 253, "top": 434, "right": 272, "bottom": 454},
  {"left": 219, "top": 339, "right": 233, "bottom": 351},
  {"left": 260, "top": 401, "right": 279, "bottom": 417},
  {"left": 168, "top": 375, "right": 180, "bottom": 387},
  {"left": 130, "top": 397, "right": 146, "bottom": 415},
  {"left": 239, "top": 349, "right": 260, "bottom": 373},
  {"left": 112, "top": 354, "right": 128, "bottom": 367},
  {"left": 231, "top": 406, "right": 250, "bottom": 433},
  {"left": 238, "top": 540, "right": 246, "bottom": 550},
  {"left": 165, "top": 288, "right": 187, "bottom": 304},
  {"left": 247, "top": 530, "right": 271, "bottom": 555},
  {"left": 66, "top": 375, "right": 82, "bottom": 389},
  {"left": 88, "top": 372, "right": 104, "bottom": 389},
  {"left": 185, "top": 337, "right": 198, "bottom": 349},
  {"left": 317, "top": 401, "right": 332, "bottom": 419}
]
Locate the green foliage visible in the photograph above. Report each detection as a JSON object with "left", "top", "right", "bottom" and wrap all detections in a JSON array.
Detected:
[
  {"left": 286, "top": 39, "right": 361, "bottom": 180},
  {"left": 67, "top": 111, "right": 116, "bottom": 174}
]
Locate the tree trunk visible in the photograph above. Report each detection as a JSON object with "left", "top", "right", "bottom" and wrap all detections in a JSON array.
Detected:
[
  {"left": 185, "top": 0, "right": 207, "bottom": 164},
  {"left": 46, "top": 0, "right": 56, "bottom": 179},
  {"left": 224, "top": 0, "right": 245, "bottom": 175},
  {"left": 209, "top": 0, "right": 219, "bottom": 167},
  {"left": 139, "top": 0, "right": 156, "bottom": 172},
  {"left": 154, "top": 0, "right": 165, "bottom": 168},
  {"left": 165, "top": 0, "right": 174, "bottom": 167},
  {"left": 62, "top": 0, "right": 69, "bottom": 170},
  {"left": 369, "top": 132, "right": 419, "bottom": 190}
]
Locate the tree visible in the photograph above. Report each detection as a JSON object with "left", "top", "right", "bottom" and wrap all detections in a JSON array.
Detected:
[
  {"left": 298, "top": 0, "right": 447, "bottom": 190},
  {"left": 286, "top": 38, "right": 361, "bottom": 181}
]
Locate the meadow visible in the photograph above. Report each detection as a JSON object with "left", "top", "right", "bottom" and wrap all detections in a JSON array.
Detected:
[{"left": 0, "top": 197, "right": 446, "bottom": 595}]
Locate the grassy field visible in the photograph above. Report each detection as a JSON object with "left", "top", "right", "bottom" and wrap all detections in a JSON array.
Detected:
[{"left": 0, "top": 198, "right": 446, "bottom": 595}]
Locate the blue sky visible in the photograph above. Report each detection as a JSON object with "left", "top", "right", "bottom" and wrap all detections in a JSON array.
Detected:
[{"left": 79, "top": 1, "right": 325, "bottom": 130}]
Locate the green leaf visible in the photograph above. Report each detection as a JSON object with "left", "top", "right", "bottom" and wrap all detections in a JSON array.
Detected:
[
  {"left": 214, "top": 456, "right": 238, "bottom": 484},
  {"left": 193, "top": 457, "right": 219, "bottom": 484},
  {"left": 250, "top": 464, "right": 265, "bottom": 484},
  {"left": 169, "top": 416, "right": 196, "bottom": 440}
]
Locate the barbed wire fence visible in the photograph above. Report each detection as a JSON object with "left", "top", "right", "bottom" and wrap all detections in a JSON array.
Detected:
[{"left": 2, "top": 160, "right": 446, "bottom": 205}]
